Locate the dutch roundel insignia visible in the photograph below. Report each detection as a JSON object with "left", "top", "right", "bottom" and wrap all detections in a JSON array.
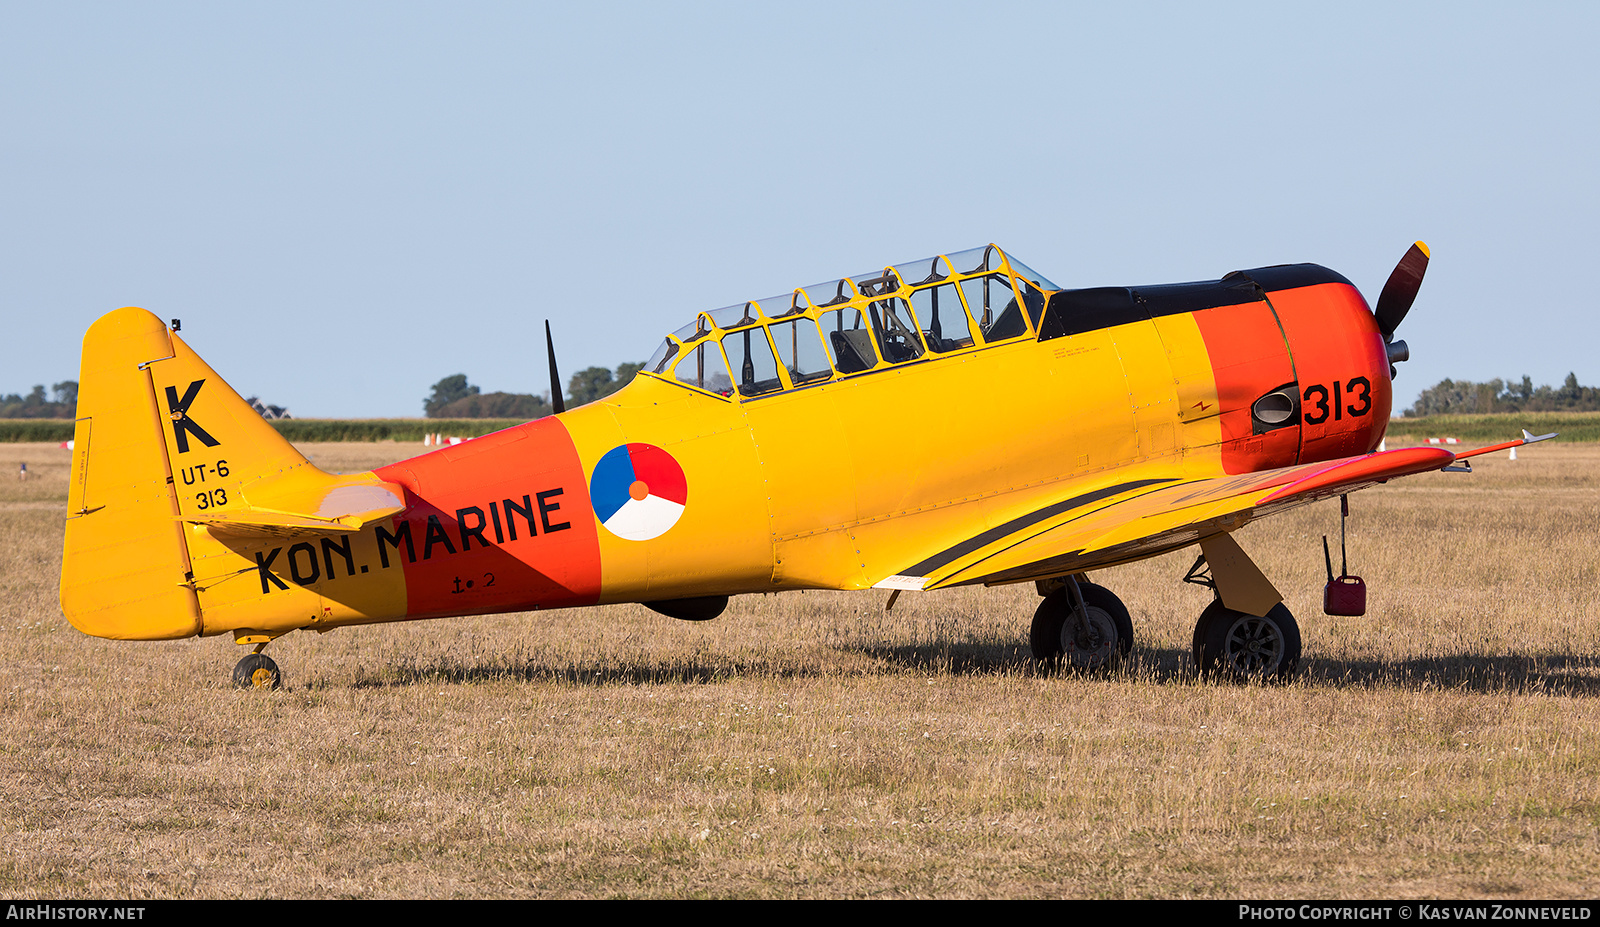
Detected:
[{"left": 589, "top": 443, "right": 687, "bottom": 541}]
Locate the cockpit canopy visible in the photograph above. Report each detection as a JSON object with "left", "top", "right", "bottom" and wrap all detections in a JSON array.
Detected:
[{"left": 644, "top": 245, "right": 1060, "bottom": 400}]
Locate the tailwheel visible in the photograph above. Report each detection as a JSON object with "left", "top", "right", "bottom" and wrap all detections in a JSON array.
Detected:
[
  {"left": 232, "top": 653, "right": 283, "bottom": 690},
  {"left": 1030, "top": 581, "right": 1134, "bottom": 671},
  {"left": 1192, "top": 600, "right": 1301, "bottom": 681}
]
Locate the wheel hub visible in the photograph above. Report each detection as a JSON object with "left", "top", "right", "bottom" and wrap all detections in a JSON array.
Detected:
[
  {"left": 1224, "top": 616, "right": 1283, "bottom": 673},
  {"left": 1061, "top": 607, "right": 1117, "bottom": 669}
]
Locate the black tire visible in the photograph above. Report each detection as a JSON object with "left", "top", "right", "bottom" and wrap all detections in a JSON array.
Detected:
[
  {"left": 1192, "top": 600, "right": 1301, "bottom": 681},
  {"left": 232, "top": 653, "right": 283, "bottom": 690},
  {"left": 1029, "top": 582, "right": 1132, "bottom": 670}
]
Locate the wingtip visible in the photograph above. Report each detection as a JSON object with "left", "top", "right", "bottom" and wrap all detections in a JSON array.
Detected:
[{"left": 1414, "top": 241, "right": 1430, "bottom": 258}]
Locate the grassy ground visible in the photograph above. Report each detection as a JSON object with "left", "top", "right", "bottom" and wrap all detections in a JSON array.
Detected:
[{"left": 2, "top": 440, "right": 1598, "bottom": 898}]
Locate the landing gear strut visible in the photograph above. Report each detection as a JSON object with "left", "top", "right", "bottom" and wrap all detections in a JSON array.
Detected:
[
  {"left": 1184, "top": 542, "right": 1301, "bottom": 681},
  {"left": 1030, "top": 578, "right": 1133, "bottom": 670}
]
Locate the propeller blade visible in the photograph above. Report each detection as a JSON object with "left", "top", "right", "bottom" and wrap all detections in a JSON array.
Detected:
[
  {"left": 545, "top": 320, "right": 566, "bottom": 415},
  {"left": 1374, "top": 241, "right": 1430, "bottom": 339}
]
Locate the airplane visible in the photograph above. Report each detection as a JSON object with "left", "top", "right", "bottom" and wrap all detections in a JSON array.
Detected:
[{"left": 59, "top": 242, "right": 1553, "bottom": 688}]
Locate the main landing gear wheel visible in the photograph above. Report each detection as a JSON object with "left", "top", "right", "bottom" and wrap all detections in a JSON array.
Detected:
[
  {"left": 1030, "top": 582, "right": 1134, "bottom": 671},
  {"left": 1192, "top": 600, "right": 1301, "bottom": 681},
  {"left": 232, "top": 653, "right": 283, "bottom": 690}
]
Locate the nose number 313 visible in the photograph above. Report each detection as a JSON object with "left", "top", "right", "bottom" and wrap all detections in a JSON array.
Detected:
[{"left": 1303, "top": 376, "right": 1372, "bottom": 425}]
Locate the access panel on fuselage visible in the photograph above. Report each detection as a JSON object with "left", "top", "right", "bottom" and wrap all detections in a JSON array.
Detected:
[{"left": 1101, "top": 318, "right": 1181, "bottom": 463}]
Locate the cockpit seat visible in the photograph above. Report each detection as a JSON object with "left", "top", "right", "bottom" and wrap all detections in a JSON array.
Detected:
[{"left": 829, "top": 329, "right": 876, "bottom": 374}]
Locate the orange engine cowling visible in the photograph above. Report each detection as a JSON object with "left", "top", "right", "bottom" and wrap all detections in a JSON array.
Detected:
[
  {"left": 1179, "top": 263, "right": 1387, "bottom": 474},
  {"left": 1270, "top": 274, "right": 1392, "bottom": 465}
]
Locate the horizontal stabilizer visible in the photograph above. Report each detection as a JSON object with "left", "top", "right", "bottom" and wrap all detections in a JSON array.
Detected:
[{"left": 183, "top": 478, "right": 407, "bottom": 539}]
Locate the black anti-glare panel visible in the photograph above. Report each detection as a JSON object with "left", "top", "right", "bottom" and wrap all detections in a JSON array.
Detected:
[
  {"left": 1038, "top": 287, "right": 1145, "bottom": 340},
  {"left": 1038, "top": 263, "right": 1354, "bottom": 343},
  {"left": 1241, "top": 263, "right": 1353, "bottom": 292}
]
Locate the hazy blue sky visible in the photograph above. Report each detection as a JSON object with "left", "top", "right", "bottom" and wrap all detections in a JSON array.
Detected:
[{"left": 3, "top": 2, "right": 1596, "bottom": 417}]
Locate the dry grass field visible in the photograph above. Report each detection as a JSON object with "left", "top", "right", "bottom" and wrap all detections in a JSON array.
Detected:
[{"left": 2, "top": 439, "right": 1598, "bottom": 898}]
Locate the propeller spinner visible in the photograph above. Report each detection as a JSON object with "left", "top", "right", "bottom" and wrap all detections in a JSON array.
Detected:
[{"left": 1373, "top": 241, "right": 1429, "bottom": 376}]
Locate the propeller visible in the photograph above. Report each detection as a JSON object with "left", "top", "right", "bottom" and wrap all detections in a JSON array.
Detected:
[
  {"left": 1373, "top": 241, "right": 1429, "bottom": 376},
  {"left": 545, "top": 320, "right": 566, "bottom": 415}
]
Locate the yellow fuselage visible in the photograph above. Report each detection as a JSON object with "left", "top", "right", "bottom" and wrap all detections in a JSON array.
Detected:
[{"left": 61, "top": 250, "right": 1392, "bottom": 643}]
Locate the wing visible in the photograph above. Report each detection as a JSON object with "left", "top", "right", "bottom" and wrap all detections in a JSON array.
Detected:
[{"left": 875, "top": 446, "right": 1456, "bottom": 592}]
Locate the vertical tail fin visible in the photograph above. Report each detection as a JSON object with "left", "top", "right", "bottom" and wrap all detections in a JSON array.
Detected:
[{"left": 61, "top": 307, "right": 329, "bottom": 640}]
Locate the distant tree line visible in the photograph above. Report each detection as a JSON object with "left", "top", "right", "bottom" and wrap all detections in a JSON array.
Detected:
[
  {"left": 1405, "top": 374, "right": 1600, "bottom": 416},
  {"left": 0, "top": 382, "right": 77, "bottom": 418},
  {"left": 424, "top": 362, "right": 644, "bottom": 419}
]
